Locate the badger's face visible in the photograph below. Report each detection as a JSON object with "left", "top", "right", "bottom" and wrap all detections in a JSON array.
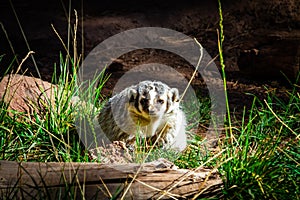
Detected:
[{"left": 128, "top": 81, "right": 180, "bottom": 120}]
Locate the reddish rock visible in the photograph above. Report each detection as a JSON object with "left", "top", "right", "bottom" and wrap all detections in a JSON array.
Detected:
[{"left": 0, "top": 74, "right": 56, "bottom": 114}]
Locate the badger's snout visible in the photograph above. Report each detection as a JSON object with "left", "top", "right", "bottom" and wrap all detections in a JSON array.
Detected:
[{"left": 148, "top": 105, "right": 156, "bottom": 115}]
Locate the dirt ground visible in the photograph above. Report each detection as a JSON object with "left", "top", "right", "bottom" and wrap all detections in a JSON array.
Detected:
[{"left": 0, "top": 0, "right": 300, "bottom": 114}]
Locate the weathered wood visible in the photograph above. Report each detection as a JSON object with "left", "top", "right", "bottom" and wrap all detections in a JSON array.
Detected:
[{"left": 0, "top": 159, "right": 223, "bottom": 199}]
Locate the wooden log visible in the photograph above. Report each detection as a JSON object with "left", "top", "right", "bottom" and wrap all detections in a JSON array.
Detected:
[{"left": 0, "top": 159, "right": 223, "bottom": 199}]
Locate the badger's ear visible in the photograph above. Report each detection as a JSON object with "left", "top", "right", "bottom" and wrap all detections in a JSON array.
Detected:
[
  {"left": 128, "top": 88, "right": 137, "bottom": 101},
  {"left": 168, "top": 88, "right": 179, "bottom": 102}
]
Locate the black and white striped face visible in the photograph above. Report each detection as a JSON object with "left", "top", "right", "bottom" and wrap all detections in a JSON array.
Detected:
[{"left": 128, "top": 81, "right": 180, "bottom": 118}]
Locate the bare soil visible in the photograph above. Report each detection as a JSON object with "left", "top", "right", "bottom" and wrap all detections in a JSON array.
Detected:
[{"left": 0, "top": 0, "right": 300, "bottom": 114}]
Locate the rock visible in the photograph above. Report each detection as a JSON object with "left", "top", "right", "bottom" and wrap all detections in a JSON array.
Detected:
[{"left": 0, "top": 74, "right": 56, "bottom": 114}]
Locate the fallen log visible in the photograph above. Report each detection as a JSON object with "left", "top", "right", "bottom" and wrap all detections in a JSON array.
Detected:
[{"left": 0, "top": 159, "right": 223, "bottom": 199}]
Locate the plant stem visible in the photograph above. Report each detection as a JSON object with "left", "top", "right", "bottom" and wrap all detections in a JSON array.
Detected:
[{"left": 217, "top": 0, "right": 233, "bottom": 143}]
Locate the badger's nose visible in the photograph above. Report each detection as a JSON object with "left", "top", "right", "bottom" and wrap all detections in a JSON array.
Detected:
[{"left": 148, "top": 106, "right": 156, "bottom": 115}]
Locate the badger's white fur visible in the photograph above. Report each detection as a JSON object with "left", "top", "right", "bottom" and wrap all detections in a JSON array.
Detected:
[{"left": 98, "top": 80, "right": 187, "bottom": 151}]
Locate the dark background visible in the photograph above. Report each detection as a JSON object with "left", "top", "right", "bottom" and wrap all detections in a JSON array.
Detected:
[{"left": 0, "top": 0, "right": 299, "bottom": 82}]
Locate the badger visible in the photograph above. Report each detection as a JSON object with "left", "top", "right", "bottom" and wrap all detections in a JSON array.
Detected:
[{"left": 97, "top": 80, "right": 187, "bottom": 151}]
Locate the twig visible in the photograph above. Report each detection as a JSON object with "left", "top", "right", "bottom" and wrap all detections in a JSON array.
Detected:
[
  {"left": 179, "top": 38, "right": 203, "bottom": 103},
  {"left": 0, "top": 22, "right": 19, "bottom": 65},
  {"left": 120, "top": 123, "right": 170, "bottom": 199},
  {"left": 130, "top": 175, "right": 180, "bottom": 199},
  {"left": 157, "top": 148, "right": 226, "bottom": 199},
  {"left": 264, "top": 99, "right": 298, "bottom": 138},
  {"left": 16, "top": 51, "right": 35, "bottom": 73},
  {"left": 9, "top": 0, "right": 40, "bottom": 78},
  {"left": 51, "top": 24, "right": 72, "bottom": 61}
]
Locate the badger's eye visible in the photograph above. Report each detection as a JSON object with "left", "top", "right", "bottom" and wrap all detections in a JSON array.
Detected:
[
  {"left": 157, "top": 99, "right": 164, "bottom": 104},
  {"left": 140, "top": 98, "right": 148, "bottom": 104}
]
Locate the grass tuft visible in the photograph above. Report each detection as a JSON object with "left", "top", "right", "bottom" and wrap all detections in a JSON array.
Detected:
[{"left": 216, "top": 0, "right": 300, "bottom": 199}]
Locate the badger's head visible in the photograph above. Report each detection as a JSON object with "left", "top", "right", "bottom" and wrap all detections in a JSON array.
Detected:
[{"left": 127, "top": 81, "right": 180, "bottom": 122}]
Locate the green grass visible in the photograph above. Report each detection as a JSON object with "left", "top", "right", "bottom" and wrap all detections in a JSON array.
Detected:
[
  {"left": 215, "top": 1, "right": 299, "bottom": 199},
  {"left": 0, "top": 55, "right": 86, "bottom": 162},
  {"left": 173, "top": 1, "right": 300, "bottom": 199},
  {"left": 219, "top": 91, "right": 300, "bottom": 199},
  {"left": 0, "top": 46, "right": 111, "bottom": 163}
]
